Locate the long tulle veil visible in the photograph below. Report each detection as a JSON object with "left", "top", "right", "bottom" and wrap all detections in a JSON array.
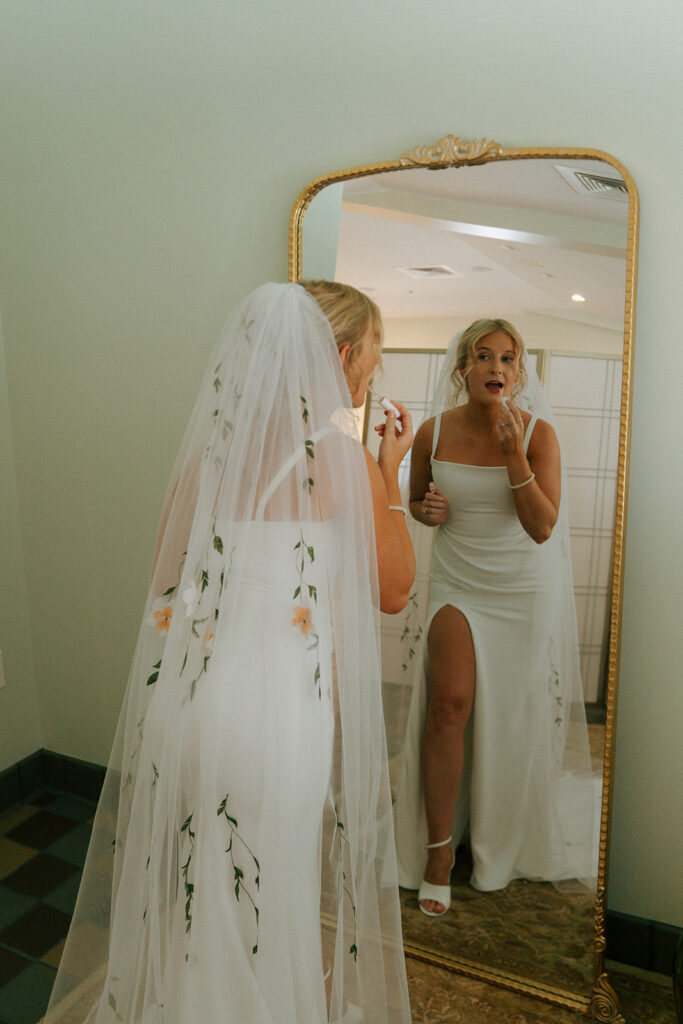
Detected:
[
  {"left": 45, "top": 283, "right": 411, "bottom": 1024},
  {"left": 393, "top": 330, "right": 597, "bottom": 892}
]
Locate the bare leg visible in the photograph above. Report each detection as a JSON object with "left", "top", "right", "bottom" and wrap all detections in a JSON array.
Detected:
[{"left": 420, "top": 604, "right": 475, "bottom": 914}]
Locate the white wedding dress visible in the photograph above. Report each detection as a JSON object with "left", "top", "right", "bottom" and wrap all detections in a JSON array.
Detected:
[
  {"left": 45, "top": 284, "right": 411, "bottom": 1024},
  {"left": 114, "top": 523, "right": 337, "bottom": 1024},
  {"left": 395, "top": 413, "right": 598, "bottom": 892}
]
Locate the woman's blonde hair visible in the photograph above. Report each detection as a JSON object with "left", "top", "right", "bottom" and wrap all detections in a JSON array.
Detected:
[
  {"left": 300, "top": 280, "right": 383, "bottom": 387},
  {"left": 451, "top": 318, "right": 528, "bottom": 403}
]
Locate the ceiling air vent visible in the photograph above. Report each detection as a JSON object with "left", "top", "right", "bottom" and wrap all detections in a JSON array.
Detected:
[
  {"left": 398, "top": 265, "right": 461, "bottom": 280},
  {"left": 554, "top": 164, "right": 629, "bottom": 203}
]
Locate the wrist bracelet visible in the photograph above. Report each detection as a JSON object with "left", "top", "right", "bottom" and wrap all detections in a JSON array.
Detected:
[
  {"left": 388, "top": 505, "right": 407, "bottom": 516},
  {"left": 509, "top": 472, "right": 535, "bottom": 490}
]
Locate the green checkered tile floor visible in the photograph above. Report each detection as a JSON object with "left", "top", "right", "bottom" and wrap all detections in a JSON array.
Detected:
[{"left": 0, "top": 793, "right": 96, "bottom": 1024}]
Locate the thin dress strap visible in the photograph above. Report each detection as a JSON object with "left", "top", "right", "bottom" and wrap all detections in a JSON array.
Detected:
[
  {"left": 255, "top": 425, "right": 337, "bottom": 518},
  {"left": 523, "top": 414, "right": 538, "bottom": 455},
  {"left": 431, "top": 413, "right": 443, "bottom": 459}
]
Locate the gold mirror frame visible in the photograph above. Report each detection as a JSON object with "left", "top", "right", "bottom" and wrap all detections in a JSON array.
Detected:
[{"left": 289, "top": 136, "right": 638, "bottom": 1022}]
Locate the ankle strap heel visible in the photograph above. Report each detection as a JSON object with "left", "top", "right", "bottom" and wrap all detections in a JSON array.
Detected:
[{"left": 418, "top": 837, "right": 455, "bottom": 918}]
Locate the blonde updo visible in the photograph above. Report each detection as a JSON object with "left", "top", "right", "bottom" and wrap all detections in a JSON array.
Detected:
[
  {"left": 451, "top": 318, "right": 528, "bottom": 404},
  {"left": 300, "top": 280, "right": 383, "bottom": 388}
]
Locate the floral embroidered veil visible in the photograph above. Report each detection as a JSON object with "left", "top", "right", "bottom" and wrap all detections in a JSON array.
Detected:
[{"left": 45, "top": 283, "right": 411, "bottom": 1024}]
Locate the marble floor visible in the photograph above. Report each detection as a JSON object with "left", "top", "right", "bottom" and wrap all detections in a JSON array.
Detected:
[{"left": 406, "top": 956, "right": 677, "bottom": 1023}]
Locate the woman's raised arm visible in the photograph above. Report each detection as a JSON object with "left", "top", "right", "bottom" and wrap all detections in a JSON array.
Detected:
[{"left": 366, "top": 402, "right": 416, "bottom": 613}]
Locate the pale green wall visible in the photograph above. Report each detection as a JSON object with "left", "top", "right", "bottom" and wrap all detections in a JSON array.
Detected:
[
  {"left": 0, "top": 0, "right": 680, "bottom": 928},
  {"left": 0, "top": 318, "right": 42, "bottom": 764}
]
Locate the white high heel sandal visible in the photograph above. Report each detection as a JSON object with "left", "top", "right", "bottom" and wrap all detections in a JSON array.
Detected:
[{"left": 418, "top": 835, "right": 454, "bottom": 918}]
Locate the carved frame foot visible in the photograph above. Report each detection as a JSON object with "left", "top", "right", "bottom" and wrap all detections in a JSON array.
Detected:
[{"left": 586, "top": 973, "right": 625, "bottom": 1022}]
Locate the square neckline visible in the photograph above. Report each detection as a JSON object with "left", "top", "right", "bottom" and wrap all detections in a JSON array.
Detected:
[
  {"left": 431, "top": 456, "right": 508, "bottom": 469},
  {"left": 431, "top": 411, "right": 537, "bottom": 467}
]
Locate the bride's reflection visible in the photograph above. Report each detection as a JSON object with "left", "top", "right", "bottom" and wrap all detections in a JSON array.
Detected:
[
  {"left": 293, "top": 146, "right": 635, "bottom": 1011},
  {"left": 392, "top": 319, "right": 598, "bottom": 919}
]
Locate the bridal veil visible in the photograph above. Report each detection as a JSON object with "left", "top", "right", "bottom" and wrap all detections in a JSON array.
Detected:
[{"left": 45, "top": 283, "right": 411, "bottom": 1024}]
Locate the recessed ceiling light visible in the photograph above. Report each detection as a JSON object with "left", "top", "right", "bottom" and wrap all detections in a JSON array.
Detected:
[{"left": 571, "top": 294, "right": 586, "bottom": 302}]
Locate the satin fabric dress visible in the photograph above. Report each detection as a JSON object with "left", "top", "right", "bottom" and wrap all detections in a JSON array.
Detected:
[
  {"left": 395, "top": 413, "right": 597, "bottom": 893},
  {"left": 131, "top": 522, "right": 336, "bottom": 1023}
]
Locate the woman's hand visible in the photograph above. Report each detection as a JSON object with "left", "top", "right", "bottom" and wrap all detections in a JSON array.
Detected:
[
  {"left": 374, "top": 400, "right": 414, "bottom": 470},
  {"left": 499, "top": 407, "right": 562, "bottom": 545},
  {"left": 365, "top": 398, "right": 416, "bottom": 613},
  {"left": 421, "top": 483, "right": 448, "bottom": 525},
  {"left": 495, "top": 398, "right": 525, "bottom": 456}
]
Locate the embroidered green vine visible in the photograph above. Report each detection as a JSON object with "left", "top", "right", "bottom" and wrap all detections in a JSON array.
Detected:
[
  {"left": 550, "top": 664, "right": 562, "bottom": 726},
  {"left": 400, "top": 590, "right": 423, "bottom": 674},
  {"left": 180, "top": 527, "right": 233, "bottom": 702},
  {"left": 180, "top": 813, "right": 196, "bottom": 937},
  {"left": 303, "top": 435, "right": 315, "bottom": 493},
  {"left": 334, "top": 811, "right": 358, "bottom": 962},
  {"left": 121, "top": 714, "right": 145, "bottom": 795},
  {"left": 217, "top": 794, "right": 261, "bottom": 954},
  {"left": 144, "top": 549, "right": 189, "bottom": 690},
  {"left": 293, "top": 532, "right": 321, "bottom": 697},
  {"left": 146, "top": 660, "right": 161, "bottom": 687},
  {"left": 106, "top": 978, "right": 125, "bottom": 1023},
  {"left": 163, "top": 549, "right": 188, "bottom": 601}
]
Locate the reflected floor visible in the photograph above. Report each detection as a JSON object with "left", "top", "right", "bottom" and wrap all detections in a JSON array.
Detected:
[
  {"left": 401, "top": 848, "right": 596, "bottom": 992},
  {"left": 385, "top": 677, "right": 608, "bottom": 995},
  {"left": 405, "top": 956, "right": 677, "bottom": 1024}
]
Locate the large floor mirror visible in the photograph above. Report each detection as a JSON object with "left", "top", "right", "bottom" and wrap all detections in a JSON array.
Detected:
[{"left": 289, "top": 137, "right": 638, "bottom": 1022}]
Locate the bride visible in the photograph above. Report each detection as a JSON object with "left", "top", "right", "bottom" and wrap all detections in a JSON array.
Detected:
[
  {"left": 45, "top": 281, "right": 415, "bottom": 1024},
  {"left": 395, "top": 319, "right": 596, "bottom": 915}
]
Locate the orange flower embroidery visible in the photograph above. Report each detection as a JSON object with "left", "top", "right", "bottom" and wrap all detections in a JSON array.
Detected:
[
  {"left": 292, "top": 605, "right": 313, "bottom": 635},
  {"left": 153, "top": 605, "right": 174, "bottom": 632},
  {"left": 201, "top": 624, "right": 215, "bottom": 652}
]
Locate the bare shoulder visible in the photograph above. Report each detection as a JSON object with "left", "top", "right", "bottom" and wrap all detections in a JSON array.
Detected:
[
  {"left": 414, "top": 415, "right": 436, "bottom": 445},
  {"left": 527, "top": 416, "right": 559, "bottom": 456},
  {"left": 420, "top": 406, "right": 464, "bottom": 439},
  {"left": 441, "top": 406, "right": 466, "bottom": 432}
]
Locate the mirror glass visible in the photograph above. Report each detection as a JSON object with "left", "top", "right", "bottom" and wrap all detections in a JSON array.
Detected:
[{"left": 290, "top": 140, "right": 637, "bottom": 1021}]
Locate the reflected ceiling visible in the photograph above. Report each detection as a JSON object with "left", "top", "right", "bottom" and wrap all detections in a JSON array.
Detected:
[{"left": 335, "top": 159, "right": 629, "bottom": 323}]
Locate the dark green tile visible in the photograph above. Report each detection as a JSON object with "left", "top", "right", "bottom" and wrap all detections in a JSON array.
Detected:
[
  {"left": 6, "top": 812, "right": 75, "bottom": 851},
  {"left": 0, "top": 904, "right": 70, "bottom": 958},
  {"left": 3, "top": 854, "right": 77, "bottom": 899},
  {"left": 0, "top": 948, "right": 31, "bottom": 987},
  {"left": 0, "top": 960, "right": 56, "bottom": 1024},
  {"left": 0, "top": 886, "right": 36, "bottom": 931},
  {"left": 43, "top": 873, "right": 82, "bottom": 916},
  {"left": 32, "top": 793, "right": 58, "bottom": 808},
  {"left": 45, "top": 794, "right": 97, "bottom": 824},
  {"left": 46, "top": 824, "right": 92, "bottom": 867}
]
